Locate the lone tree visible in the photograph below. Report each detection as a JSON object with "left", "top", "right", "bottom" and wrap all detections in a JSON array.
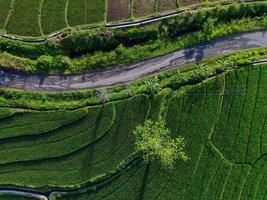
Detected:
[{"left": 134, "top": 119, "right": 189, "bottom": 168}]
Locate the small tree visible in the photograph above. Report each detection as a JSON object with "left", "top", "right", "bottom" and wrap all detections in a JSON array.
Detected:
[
  {"left": 170, "top": 69, "right": 187, "bottom": 87},
  {"left": 263, "top": 16, "right": 267, "bottom": 28},
  {"left": 134, "top": 119, "right": 189, "bottom": 168},
  {"left": 145, "top": 76, "right": 161, "bottom": 94},
  {"left": 193, "top": 63, "right": 209, "bottom": 81},
  {"left": 202, "top": 17, "right": 216, "bottom": 39}
]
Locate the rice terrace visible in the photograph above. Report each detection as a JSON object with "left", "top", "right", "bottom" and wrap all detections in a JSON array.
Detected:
[{"left": 0, "top": 0, "right": 266, "bottom": 200}]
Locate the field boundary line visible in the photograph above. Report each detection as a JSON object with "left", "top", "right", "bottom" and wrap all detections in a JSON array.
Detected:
[
  {"left": 251, "top": 173, "right": 265, "bottom": 200},
  {"left": 98, "top": 164, "right": 144, "bottom": 200},
  {"left": 128, "top": 165, "right": 163, "bottom": 200},
  {"left": 208, "top": 73, "right": 226, "bottom": 140},
  {"left": 65, "top": 0, "right": 70, "bottom": 27},
  {"left": 244, "top": 66, "right": 262, "bottom": 163},
  {"left": 209, "top": 141, "right": 251, "bottom": 166},
  {"left": 230, "top": 68, "right": 250, "bottom": 155},
  {"left": 38, "top": 0, "right": 44, "bottom": 35},
  {"left": 219, "top": 164, "right": 233, "bottom": 200},
  {"left": 4, "top": 0, "right": 15, "bottom": 30},
  {"left": 201, "top": 159, "right": 224, "bottom": 200},
  {"left": 0, "top": 0, "right": 257, "bottom": 42},
  {"left": 218, "top": 71, "right": 238, "bottom": 149},
  {"left": 259, "top": 112, "right": 267, "bottom": 155}
]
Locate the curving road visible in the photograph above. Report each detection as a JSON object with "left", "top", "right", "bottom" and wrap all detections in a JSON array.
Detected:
[{"left": 0, "top": 31, "right": 267, "bottom": 92}]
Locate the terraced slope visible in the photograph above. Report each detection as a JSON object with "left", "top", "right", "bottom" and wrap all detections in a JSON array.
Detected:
[
  {"left": 53, "top": 65, "right": 265, "bottom": 199},
  {"left": 0, "top": 0, "right": 205, "bottom": 36},
  {"left": 0, "top": 65, "right": 266, "bottom": 199}
]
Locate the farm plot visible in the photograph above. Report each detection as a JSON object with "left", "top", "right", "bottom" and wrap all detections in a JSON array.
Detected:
[
  {"left": 54, "top": 65, "right": 266, "bottom": 200},
  {"left": 0, "top": 109, "right": 87, "bottom": 139},
  {"left": 41, "top": 0, "right": 68, "bottom": 34},
  {"left": 107, "top": 0, "right": 132, "bottom": 22},
  {"left": 67, "top": 0, "right": 106, "bottom": 26},
  {"left": 133, "top": 0, "right": 156, "bottom": 18},
  {"left": 6, "top": 0, "right": 41, "bottom": 36},
  {"left": 0, "top": 95, "right": 150, "bottom": 188},
  {"left": 0, "top": 0, "right": 12, "bottom": 29},
  {"left": 157, "top": 0, "right": 177, "bottom": 12},
  {"left": 179, "top": 0, "right": 204, "bottom": 7}
]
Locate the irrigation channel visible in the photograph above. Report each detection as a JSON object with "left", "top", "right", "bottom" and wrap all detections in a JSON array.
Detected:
[{"left": 0, "top": 31, "right": 267, "bottom": 91}]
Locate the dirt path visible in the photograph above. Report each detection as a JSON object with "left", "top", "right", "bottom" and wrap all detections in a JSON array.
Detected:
[{"left": 0, "top": 31, "right": 267, "bottom": 92}]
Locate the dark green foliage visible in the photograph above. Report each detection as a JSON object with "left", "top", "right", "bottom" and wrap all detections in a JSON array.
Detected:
[{"left": 36, "top": 55, "right": 70, "bottom": 73}]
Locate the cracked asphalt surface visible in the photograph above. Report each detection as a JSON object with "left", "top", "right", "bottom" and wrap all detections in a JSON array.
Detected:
[{"left": 0, "top": 31, "right": 267, "bottom": 92}]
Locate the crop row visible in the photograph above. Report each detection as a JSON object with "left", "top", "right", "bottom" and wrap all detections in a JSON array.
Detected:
[
  {"left": 0, "top": 0, "right": 218, "bottom": 36},
  {"left": 212, "top": 65, "right": 267, "bottom": 164},
  {"left": 0, "top": 108, "right": 88, "bottom": 140},
  {"left": 0, "top": 0, "right": 106, "bottom": 36},
  {"left": 0, "top": 95, "right": 150, "bottom": 188},
  {"left": 54, "top": 66, "right": 266, "bottom": 199}
]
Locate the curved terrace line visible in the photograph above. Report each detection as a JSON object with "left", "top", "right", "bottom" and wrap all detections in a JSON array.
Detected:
[
  {"left": 0, "top": 190, "right": 48, "bottom": 200},
  {"left": 0, "top": 0, "right": 253, "bottom": 43},
  {"left": 0, "top": 31, "right": 267, "bottom": 92}
]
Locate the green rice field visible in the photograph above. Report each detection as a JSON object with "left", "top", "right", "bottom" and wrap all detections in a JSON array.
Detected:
[
  {"left": 0, "top": 0, "right": 208, "bottom": 36},
  {"left": 0, "top": 64, "right": 265, "bottom": 199}
]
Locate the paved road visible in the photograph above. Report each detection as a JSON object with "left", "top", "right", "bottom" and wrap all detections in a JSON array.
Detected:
[{"left": 0, "top": 31, "right": 267, "bottom": 92}]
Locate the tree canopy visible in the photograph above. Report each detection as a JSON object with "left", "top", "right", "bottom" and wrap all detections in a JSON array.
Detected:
[{"left": 134, "top": 119, "right": 189, "bottom": 168}]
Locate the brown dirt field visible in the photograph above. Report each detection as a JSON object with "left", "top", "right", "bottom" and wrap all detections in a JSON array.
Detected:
[
  {"left": 133, "top": 0, "right": 156, "bottom": 18},
  {"left": 179, "top": 0, "right": 203, "bottom": 7},
  {"left": 157, "top": 0, "right": 177, "bottom": 12},
  {"left": 107, "top": 0, "right": 131, "bottom": 22}
]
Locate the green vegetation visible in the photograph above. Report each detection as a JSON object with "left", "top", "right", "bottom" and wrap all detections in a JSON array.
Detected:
[
  {"left": 6, "top": 0, "right": 41, "bottom": 36},
  {"left": 0, "top": 194, "right": 35, "bottom": 200},
  {"left": 0, "top": 0, "right": 12, "bottom": 29},
  {"left": 38, "top": 63, "right": 265, "bottom": 200},
  {"left": 41, "top": 0, "right": 68, "bottom": 35},
  {"left": 0, "top": 2, "right": 266, "bottom": 199},
  {"left": 134, "top": 119, "right": 189, "bottom": 168},
  {"left": 0, "top": 108, "right": 15, "bottom": 119},
  {"left": 0, "top": 2, "right": 267, "bottom": 74},
  {"left": 0, "top": 60, "right": 265, "bottom": 199},
  {"left": 67, "top": 0, "right": 106, "bottom": 26}
]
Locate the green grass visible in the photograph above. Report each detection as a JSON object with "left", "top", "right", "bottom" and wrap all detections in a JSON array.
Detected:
[
  {"left": 6, "top": 0, "right": 41, "bottom": 36},
  {"left": 41, "top": 0, "right": 68, "bottom": 34}
]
